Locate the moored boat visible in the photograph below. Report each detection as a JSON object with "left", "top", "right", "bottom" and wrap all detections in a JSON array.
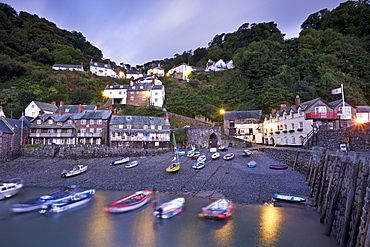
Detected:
[
  {"left": 272, "top": 194, "right": 306, "bottom": 203},
  {"left": 61, "top": 164, "right": 88, "bottom": 178},
  {"left": 198, "top": 199, "right": 234, "bottom": 220},
  {"left": 103, "top": 190, "right": 152, "bottom": 213},
  {"left": 166, "top": 163, "right": 180, "bottom": 173},
  {"left": 211, "top": 152, "right": 220, "bottom": 160},
  {"left": 178, "top": 151, "right": 186, "bottom": 156},
  {"left": 269, "top": 164, "right": 288, "bottom": 170},
  {"left": 192, "top": 161, "right": 205, "bottom": 170},
  {"left": 125, "top": 160, "right": 138, "bottom": 168},
  {"left": 223, "top": 153, "right": 235, "bottom": 160},
  {"left": 0, "top": 178, "right": 23, "bottom": 200},
  {"left": 243, "top": 149, "right": 253, "bottom": 157},
  {"left": 218, "top": 146, "right": 228, "bottom": 152},
  {"left": 39, "top": 189, "right": 95, "bottom": 214},
  {"left": 110, "top": 157, "right": 130, "bottom": 166},
  {"left": 247, "top": 160, "right": 257, "bottom": 168},
  {"left": 153, "top": 197, "right": 185, "bottom": 219},
  {"left": 197, "top": 155, "right": 207, "bottom": 163},
  {"left": 10, "top": 185, "right": 77, "bottom": 213}
]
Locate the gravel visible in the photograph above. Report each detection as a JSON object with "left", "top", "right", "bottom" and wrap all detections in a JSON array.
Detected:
[{"left": 0, "top": 148, "right": 311, "bottom": 205}]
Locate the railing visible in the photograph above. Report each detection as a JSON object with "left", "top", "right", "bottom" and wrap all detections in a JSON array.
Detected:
[
  {"left": 305, "top": 112, "right": 339, "bottom": 119},
  {"left": 29, "top": 133, "right": 74, "bottom": 138},
  {"left": 110, "top": 136, "right": 169, "bottom": 142},
  {"left": 76, "top": 133, "right": 102, "bottom": 137}
]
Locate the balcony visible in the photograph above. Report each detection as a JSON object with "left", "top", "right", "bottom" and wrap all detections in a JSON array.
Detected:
[
  {"left": 77, "top": 133, "right": 102, "bottom": 138},
  {"left": 305, "top": 112, "right": 339, "bottom": 119},
  {"left": 29, "top": 133, "right": 74, "bottom": 138}
]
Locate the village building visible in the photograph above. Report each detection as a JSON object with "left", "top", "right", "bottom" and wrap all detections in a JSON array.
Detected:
[
  {"left": 103, "top": 75, "right": 165, "bottom": 108},
  {"left": 355, "top": 106, "right": 370, "bottom": 123},
  {"left": 167, "top": 63, "right": 204, "bottom": 81},
  {"left": 205, "top": 59, "right": 234, "bottom": 72},
  {"left": 109, "top": 115, "right": 170, "bottom": 148},
  {"left": 25, "top": 101, "right": 58, "bottom": 118},
  {"left": 147, "top": 66, "right": 165, "bottom": 77},
  {"left": 125, "top": 70, "right": 143, "bottom": 80},
  {"left": 90, "top": 60, "right": 119, "bottom": 78},
  {"left": 223, "top": 110, "right": 262, "bottom": 143},
  {"left": 52, "top": 64, "right": 84, "bottom": 72}
]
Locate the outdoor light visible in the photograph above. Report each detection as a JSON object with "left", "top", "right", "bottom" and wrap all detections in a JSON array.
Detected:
[
  {"left": 355, "top": 117, "right": 366, "bottom": 124},
  {"left": 220, "top": 109, "right": 225, "bottom": 115}
]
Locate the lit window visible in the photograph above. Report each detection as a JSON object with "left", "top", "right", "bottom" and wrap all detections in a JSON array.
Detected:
[{"left": 81, "top": 120, "right": 86, "bottom": 125}]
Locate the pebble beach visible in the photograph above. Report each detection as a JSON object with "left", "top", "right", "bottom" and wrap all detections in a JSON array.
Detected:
[{"left": 0, "top": 148, "right": 311, "bottom": 205}]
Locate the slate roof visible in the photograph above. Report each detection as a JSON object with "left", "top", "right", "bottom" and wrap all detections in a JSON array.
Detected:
[
  {"left": 356, "top": 106, "right": 370, "bottom": 112},
  {"left": 110, "top": 115, "right": 169, "bottom": 126},
  {"left": 224, "top": 110, "right": 262, "bottom": 120},
  {"left": 6, "top": 118, "right": 30, "bottom": 128},
  {"left": 58, "top": 105, "right": 96, "bottom": 113},
  {"left": 31, "top": 114, "right": 74, "bottom": 122},
  {"left": 73, "top": 110, "right": 112, "bottom": 120},
  {"left": 33, "top": 101, "right": 58, "bottom": 113},
  {"left": 128, "top": 83, "right": 153, "bottom": 91},
  {"left": 105, "top": 82, "right": 129, "bottom": 90},
  {"left": 152, "top": 85, "right": 164, "bottom": 90},
  {"left": 0, "top": 119, "right": 13, "bottom": 134}
]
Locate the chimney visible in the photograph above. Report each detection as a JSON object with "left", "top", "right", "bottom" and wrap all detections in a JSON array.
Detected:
[
  {"left": 78, "top": 104, "right": 83, "bottom": 113},
  {"left": 59, "top": 109, "right": 65, "bottom": 114},
  {"left": 295, "top": 95, "right": 300, "bottom": 107},
  {"left": 39, "top": 110, "right": 45, "bottom": 115},
  {"left": 165, "top": 113, "right": 169, "bottom": 120},
  {"left": 95, "top": 105, "right": 100, "bottom": 110},
  {"left": 280, "top": 104, "right": 287, "bottom": 111},
  {"left": 113, "top": 109, "right": 118, "bottom": 115},
  {"left": 60, "top": 101, "right": 64, "bottom": 106}
]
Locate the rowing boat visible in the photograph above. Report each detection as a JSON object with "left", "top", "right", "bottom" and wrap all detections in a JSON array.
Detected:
[{"left": 103, "top": 190, "right": 152, "bottom": 213}]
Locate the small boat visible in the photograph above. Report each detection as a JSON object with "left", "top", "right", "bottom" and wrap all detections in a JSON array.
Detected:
[
  {"left": 218, "top": 146, "right": 228, "bottom": 152},
  {"left": 197, "top": 155, "right": 207, "bottom": 163},
  {"left": 272, "top": 194, "right": 306, "bottom": 203},
  {"left": 192, "top": 153, "right": 201, "bottom": 159},
  {"left": 192, "top": 161, "right": 205, "bottom": 170},
  {"left": 0, "top": 178, "right": 23, "bottom": 200},
  {"left": 243, "top": 149, "right": 253, "bottom": 157},
  {"left": 178, "top": 151, "right": 186, "bottom": 156},
  {"left": 269, "top": 164, "right": 288, "bottom": 170},
  {"left": 61, "top": 164, "right": 88, "bottom": 178},
  {"left": 211, "top": 152, "right": 220, "bottom": 160},
  {"left": 103, "top": 190, "right": 152, "bottom": 213},
  {"left": 198, "top": 199, "right": 234, "bottom": 220},
  {"left": 125, "top": 160, "right": 138, "bottom": 168},
  {"left": 247, "top": 160, "right": 257, "bottom": 168},
  {"left": 187, "top": 150, "right": 195, "bottom": 158},
  {"left": 10, "top": 185, "right": 77, "bottom": 213},
  {"left": 153, "top": 197, "right": 185, "bottom": 219},
  {"left": 223, "top": 153, "right": 235, "bottom": 160},
  {"left": 166, "top": 163, "right": 180, "bottom": 173},
  {"left": 39, "top": 189, "right": 95, "bottom": 214},
  {"left": 110, "top": 157, "right": 130, "bottom": 166}
]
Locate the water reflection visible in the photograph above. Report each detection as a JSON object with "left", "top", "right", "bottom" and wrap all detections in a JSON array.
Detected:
[
  {"left": 258, "top": 204, "right": 283, "bottom": 247},
  {"left": 213, "top": 219, "right": 235, "bottom": 246}
]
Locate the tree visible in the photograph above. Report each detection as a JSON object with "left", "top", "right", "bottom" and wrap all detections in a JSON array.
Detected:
[{"left": 70, "top": 88, "right": 92, "bottom": 104}]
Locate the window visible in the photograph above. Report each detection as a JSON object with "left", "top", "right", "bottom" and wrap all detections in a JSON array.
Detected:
[
  {"left": 67, "top": 129, "right": 72, "bottom": 133},
  {"left": 229, "top": 121, "right": 235, "bottom": 128},
  {"left": 48, "top": 120, "right": 53, "bottom": 125},
  {"left": 291, "top": 123, "right": 294, "bottom": 130},
  {"left": 127, "top": 125, "right": 131, "bottom": 129},
  {"left": 291, "top": 137, "right": 296, "bottom": 144},
  {"left": 155, "top": 92, "right": 158, "bottom": 95},
  {"left": 143, "top": 125, "right": 148, "bottom": 129},
  {"left": 285, "top": 137, "right": 288, "bottom": 144},
  {"left": 158, "top": 126, "right": 162, "bottom": 130},
  {"left": 90, "top": 119, "right": 94, "bottom": 125},
  {"left": 37, "top": 119, "right": 41, "bottom": 124},
  {"left": 80, "top": 128, "right": 86, "bottom": 133},
  {"left": 277, "top": 125, "right": 280, "bottom": 131},
  {"left": 298, "top": 110, "right": 303, "bottom": 116},
  {"left": 81, "top": 120, "right": 86, "bottom": 125},
  {"left": 68, "top": 120, "right": 73, "bottom": 125},
  {"left": 97, "top": 120, "right": 102, "bottom": 125},
  {"left": 96, "top": 128, "right": 102, "bottom": 134},
  {"left": 315, "top": 106, "right": 326, "bottom": 113},
  {"left": 57, "top": 129, "right": 62, "bottom": 133},
  {"left": 151, "top": 125, "right": 155, "bottom": 129},
  {"left": 299, "top": 122, "right": 303, "bottom": 128},
  {"left": 291, "top": 112, "right": 294, "bottom": 118},
  {"left": 284, "top": 124, "right": 287, "bottom": 130},
  {"left": 130, "top": 96, "right": 134, "bottom": 101},
  {"left": 89, "top": 128, "right": 94, "bottom": 133}
]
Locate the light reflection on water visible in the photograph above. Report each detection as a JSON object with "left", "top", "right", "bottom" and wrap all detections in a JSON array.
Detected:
[{"left": 0, "top": 188, "right": 338, "bottom": 247}]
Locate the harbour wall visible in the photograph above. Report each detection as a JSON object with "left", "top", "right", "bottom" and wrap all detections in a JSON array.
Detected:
[{"left": 259, "top": 147, "right": 370, "bottom": 247}]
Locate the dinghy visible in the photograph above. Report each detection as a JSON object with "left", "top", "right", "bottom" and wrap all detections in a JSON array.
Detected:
[
  {"left": 153, "top": 197, "right": 185, "bottom": 219},
  {"left": 247, "top": 161, "right": 257, "bottom": 168},
  {"left": 0, "top": 178, "right": 23, "bottom": 200},
  {"left": 272, "top": 194, "right": 306, "bottom": 203},
  {"left": 61, "top": 164, "right": 88, "bottom": 178},
  {"left": 110, "top": 157, "right": 130, "bottom": 166},
  {"left": 211, "top": 152, "right": 220, "bottom": 160},
  {"left": 223, "top": 153, "right": 235, "bottom": 161},
  {"left": 103, "top": 190, "right": 152, "bottom": 213},
  {"left": 125, "top": 160, "right": 138, "bottom": 168},
  {"left": 198, "top": 199, "right": 234, "bottom": 220},
  {"left": 192, "top": 161, "right": 205, "bottom": 170},
  {"left": 269, "top": 164, "right": 288, "bottom": 170}
]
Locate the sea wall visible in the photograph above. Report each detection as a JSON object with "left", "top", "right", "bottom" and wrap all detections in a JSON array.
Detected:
[
  {"left": 259, "top": 147, "right": 370, "bottom": 247},
  {"left": 21, "top": 145, "right": 170, "bottom": 159}
]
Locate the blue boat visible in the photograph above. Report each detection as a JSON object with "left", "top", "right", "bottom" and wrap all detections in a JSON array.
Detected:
[
  {"left": 272, "top": 194, "right": 306, "bottom": 203},
  {"left": 247, "top": 161, "right": 256, "bottom": 168},
  {"left": 192, "top": 161, "right": 205, "bottom": 170},
  {"left": 269, "top": 164, "right": 288, "bottom": 170}
]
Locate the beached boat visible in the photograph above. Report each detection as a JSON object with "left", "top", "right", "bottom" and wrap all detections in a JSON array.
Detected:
[
  {"left": 192, "top": 153, "right": 201, "bottom": 159},
  {"left": 178, "top": 151, "right": 186, "bottom": 156},
  {"left": 103, "top": 190, "right": 153, "bottom": 213},
  {"left": 0, "top": 178, "right": 23, "bottom": 200},
  {"left": 61, "top": 164, "right": 88, "bottom": 178},
  {"left": 197, "top": 155, "right": 207, "bottom": 163},
  {"left": 187, "top": 150, "right": 195, "bottom": 158},
  {"left": 218, "top": 147, "right": 228, "bottom": 152},
  {"left": 110, "top": 157, "right": 130, "bottom": 166},
  {"left": 269, "top": 164, "right": 288, "bottom": 170},
  {"left": 247, "top": 160, "right": 257, "bottom": 168},
  {"left": 243, "top": 149, "right": 253, "bottom": 157},
  {"left": 211, "top": 152, "right": 220, "bottom": 160},
  {"left": 39, "top": 189, "right": 95, "bottom": 214},
  {"left": 198, "top": 199, "right": 234, "bottom": 220},
  {"left": 192, "top": 161, "right": 205, "bottom": 170},
  {"left": 272, "top": 194, "right": 306, "bottom": 203},
  {"left": 153, "top": 197, "right": 185, "bottom": 219},
  {"left": 223, "top": 153, "right": 235, "bottom": 160},
  {"left": 125, "top": 160, "right": 138, "bottom": 168},
  {"left": 10, "top": 185, "right": 77, "bottom": 213},
  {"left": 166, "top": 133, "right": 181, "bottom": 173}
]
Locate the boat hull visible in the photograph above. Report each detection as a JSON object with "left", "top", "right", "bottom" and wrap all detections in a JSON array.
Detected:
[
  {"left": 61, "top": 165, "right": 88, "bottom": 178},
  {"left": 211, "top": 152, "right": 220, "bottom": 160},
  {"left": 166, "top": 163, "right": 180, "bottom": 173},
  {"left": 198, "top": 199, "right": 234, "bottom": 220},
  {"left": 269, "top": 165, "right": 288, "bottom": 170},
  {"left": 153, "top": 198, "right": 185, "bottom": 219},
  {"left": 223, "top": 153, "right": 235, "bottom": 160},
  {"left": 110, "top": 157, "right": 130, "bottom": 166},
  {"left": 192, "top": 161, "right": 205, "bottom": 170},
  {"left": 104, "top": 190, "right": 152, "bottom": 213},
  {"left": 247, "top": 161, "right": 257, "bottom": 168},
  {"left": 0, "top": 180, "right": 23, "bottom": 200},
  {"left": 125, "top": 161, "right": 138, "bottom": 168},
  {"left": 272, "top": 194, "right": 306, "bottom": 202}
]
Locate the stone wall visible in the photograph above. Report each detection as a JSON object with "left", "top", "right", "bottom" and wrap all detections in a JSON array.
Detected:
[
  {"left": 21, "top": 145, "right": 170, "bottom": 159},
  {"left": 258, "top": 147, "right": 370, "bottom": 247}
]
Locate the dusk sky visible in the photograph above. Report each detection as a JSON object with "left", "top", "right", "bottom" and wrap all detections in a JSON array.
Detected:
[{"left": 4, "top": 0, "right": 346, "bottom": 66}]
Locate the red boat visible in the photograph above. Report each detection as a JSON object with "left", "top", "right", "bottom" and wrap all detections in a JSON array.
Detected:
[
  {"left": 269, "top": 164, "right": 288, "bottom": 170},
  {"left": 103, "top": 190, "right": 152, "bottom": 213}
]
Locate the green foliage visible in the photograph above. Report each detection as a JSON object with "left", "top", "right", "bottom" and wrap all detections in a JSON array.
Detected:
[{"left": 115, "top": 104, "right": 165, "bottom": 117}]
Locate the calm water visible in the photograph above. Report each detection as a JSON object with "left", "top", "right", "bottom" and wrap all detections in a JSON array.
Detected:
[{"left": 0, "top": 187, "right": 338, "bottom": 247}]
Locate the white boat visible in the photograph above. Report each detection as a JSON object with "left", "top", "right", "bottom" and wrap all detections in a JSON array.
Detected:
[
  {"left": 272, "top": 194, "right": 306, "bottom": 203},
  {"left": 223, "top": 153, "right": 235, "bottom": 160},
  {"left": 110, "top": 157, "right": 130, "bottom": 166},
  {"left": 104, "top": 190, "right": 152, "bottom": 213},
  {"left": 192, "top": 161, "right": 205, "bottom": 170},
  {"left": 61, "top": 164, "right": 88, "bottom": 178},
  {"left": 10, "top": 185, "right": 77, "bottom": 213},
  {"left": 197, "top": 155, "right": 207, "bottom": 163},
  {"left": 153, "top": 197, "right": 185, "bottom": 219},
  {"left": 0, "top": 178, "right": 23, "bottom": 200},
  {"left": 125, "top": 160, "right": 138, "bottom": 168},
  {"left": 39, "top": 189, "right": 95, "bottom": 214},
  {"left": 198, "top": 198, "right": 234, "bottom": 219},
  {"left": 211, "top": 152, "right": 220, "bottom": 160}
]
